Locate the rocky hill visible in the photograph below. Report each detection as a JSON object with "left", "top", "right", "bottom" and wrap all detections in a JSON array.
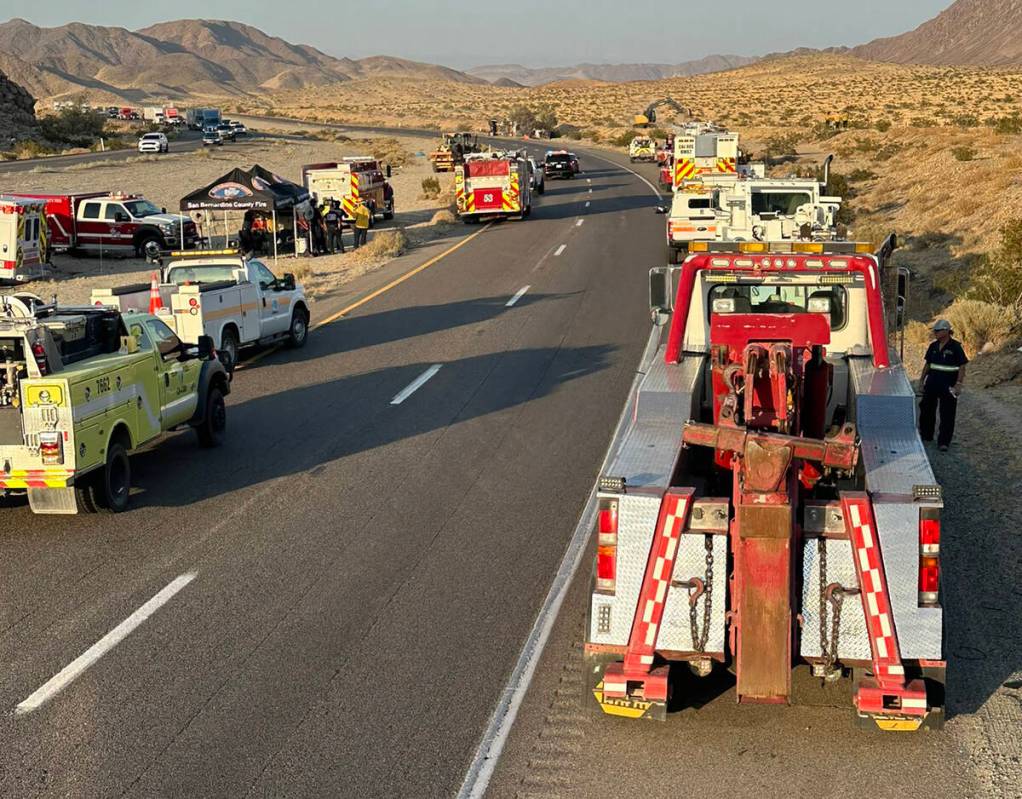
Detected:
[
  {"left": 470, "top": 55, "right": 759, "bottom": 87},
  {"left": 852, "top": 0, "right": 1022, "bottom": 65},
  {"left": 0, "top": 18, "right": 485, "bottom": 103},
  {"left": 0, "top": 68, "right": 38, "bottom": 143}
]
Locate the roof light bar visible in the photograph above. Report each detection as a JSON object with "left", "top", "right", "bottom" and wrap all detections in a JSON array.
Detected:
[{"left": 688, "top": 240, "right": 873, "bottom": 256}]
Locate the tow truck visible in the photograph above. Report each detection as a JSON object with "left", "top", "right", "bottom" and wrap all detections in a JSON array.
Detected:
[
  {"left": 584, "top": 237, "right": 945, "bottom": 731},
  {"left": 91, "top": 250, "right": 309, "bottom": 373},
  {"left": 0, "top": 294, "right": 229, "bottom": 514}
]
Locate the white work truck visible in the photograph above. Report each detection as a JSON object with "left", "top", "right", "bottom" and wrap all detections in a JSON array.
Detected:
[{"left": 91, "top": 252, "right": 310, "bottom": 372}]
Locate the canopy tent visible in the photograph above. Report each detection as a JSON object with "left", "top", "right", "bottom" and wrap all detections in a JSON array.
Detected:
[{"left": 179, "top": 165, "right": 313, "bottom": 261}]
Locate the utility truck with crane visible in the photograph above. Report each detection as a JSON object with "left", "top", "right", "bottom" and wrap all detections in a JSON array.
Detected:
[
  {"left": 583, "top": 235, "right": 944, "bottom": 731},
  {"left": 429, "top": 132, "right": 480, "bottom": 172}
]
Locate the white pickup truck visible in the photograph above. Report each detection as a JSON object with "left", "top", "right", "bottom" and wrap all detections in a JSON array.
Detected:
[{"left": 91, "top": 252, "right": 310, "bottom": 372}]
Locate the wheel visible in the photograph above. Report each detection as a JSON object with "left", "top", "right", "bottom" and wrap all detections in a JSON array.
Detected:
[
  {"left": 196, "top": 385, "right": 227, "bottom": 448},
  {"left": 219, "top": 328, "right": 240, "bottom": 375},
  {"left": 95, "top": 441, "right": 131, "bottom": 513},
  {"left": 383, "top": 206, "right": 394, "bottom": 220},
  {"left": 538, "top": 183, "right": 545, "bottom": 195},
  {"left": 136, "top": 234, "right": 162, "bottom": 259},
  {"left": 287, "top": 308, "right": 309, "bottom": 348},
  {"left": 74, "top": 473, "right": 100, "bottom": 514}
]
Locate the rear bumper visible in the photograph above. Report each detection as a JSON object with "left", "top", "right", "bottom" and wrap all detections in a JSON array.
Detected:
[{"left": 0, "top": 469, "right": 75, "bottom": 489}]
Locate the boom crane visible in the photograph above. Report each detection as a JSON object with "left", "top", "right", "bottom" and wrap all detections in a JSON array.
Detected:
[{"left": 634, "top": 98, "right": 691, "bottom": 128}]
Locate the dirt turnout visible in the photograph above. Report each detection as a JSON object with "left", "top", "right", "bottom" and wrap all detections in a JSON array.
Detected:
[{"left": 0, "top": 130, "right": 456, "bottom": 304}]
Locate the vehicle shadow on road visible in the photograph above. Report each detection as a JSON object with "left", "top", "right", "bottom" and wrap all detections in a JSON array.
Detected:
[
  {"left": 128, "top": 343, "right": 616, "bottom": 508},
  {"left": 534, "top": 194, "right": 657, "bottom": 221}
]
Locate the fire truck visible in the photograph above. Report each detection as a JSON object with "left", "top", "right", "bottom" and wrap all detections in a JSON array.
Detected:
[
  {"left": 302, "top": 158, "right": 394, "bottom": 225},
  {"left": 11, "top": 192, "right": 200, "bottom": 259},
  {"left": 672, "top": 125, "right": 741, "bottom": 187},
  {"left": 455, "top": 152, "right": 532, "bottom": 223},
  {"left": 662, "top": 161, "right": 838, "bottom": 264},
  {"left": 0, "top": 198, "right": 49, "bottom": 282},
  {"left": 583, "top": 236, "right": 945, "bottom": 731}
]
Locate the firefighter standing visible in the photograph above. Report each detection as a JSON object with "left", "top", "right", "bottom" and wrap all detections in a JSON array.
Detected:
[
  {"left": 353, "top": 199, "right": 371, "bottom": 249},
  {"left": 919, "top": 319, "right": 968, "bottom": 451},
  {"left": 324, "top": 200, "right": 346, "bottom": 254}
]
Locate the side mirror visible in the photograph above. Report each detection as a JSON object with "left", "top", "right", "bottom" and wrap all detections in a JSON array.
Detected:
[
  {"left": 655, "top": 206, "right": 668, "bottom": 215},
  {"left": 197, "top": 334, "right": 215, "bottom": 361},
  {"left": 386, "top": 164, "right": 392, "bottom": 178},
  {"left": 161, "top": 207, "right": 167, "bottom": 214},
  {"left": 115, "top": 212, "right": 130, "bottom": 222},
  {"left": 649, "top": 266, "right": 673, "bottom": 320},
  {"left": 279, "top": 273, "right": 297, "bottom": 291}
]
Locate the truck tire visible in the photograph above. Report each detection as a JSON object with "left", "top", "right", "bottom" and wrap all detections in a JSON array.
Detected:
[
  {"left": 220, "top": 328, "right": 240, "bottom": 375},
  {"left": 95, "top": 441, "right": 131, "bottom": 513},
  {"left": 196, "top": 385, "right": 227, "bottom": 448},
  {"left": 287, "top": 308, "right": 309, "bottom": 348},
  {"left": 537, "top": 182, "right": 545, "bottom": 195},
  {"left": 74, "top": 474, "right": 100, "bottom": 514},
  {"left": 136, "top": 233, "right": 163, "bottom": 260}
]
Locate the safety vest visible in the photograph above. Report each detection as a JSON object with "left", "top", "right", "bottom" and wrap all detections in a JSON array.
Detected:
[{"left": 354, "top": 205, "right": 371, "bottom": 229}]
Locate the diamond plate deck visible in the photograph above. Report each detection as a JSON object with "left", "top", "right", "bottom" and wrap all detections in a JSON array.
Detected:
[
  {"left": 588, "top": 493, "right": 661, "bottom": 646},
  {"left": 658, "top": 533, "right": 727, "bottom": 655},
  {"left": 799, "top": 539, "right": 871, "bottom": 660}
]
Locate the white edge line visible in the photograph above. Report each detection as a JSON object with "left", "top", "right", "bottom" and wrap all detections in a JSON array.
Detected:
[
  {"left": 15, "top": 572, "right": 197, "bottom": 716},
  {"left": 390, "top": 364, "right": 442, "bottom": 405},
  {"left": 456, "top": 326, "right": 656, "bottom": 799},
  {"left": 505, "top": 285, "right": 530, "bottom": 308},
  {"left": 576, "top": 219, "right": 584, "bottom": 227},
  {"left": 585, "top": 201, "right": 590, "bottom": 208},
  {"left": 554, "top": 244, "right": 566, "bottom": 256},
  {"left": 584, "top": 151, "right": 663, "bottom": 198}
]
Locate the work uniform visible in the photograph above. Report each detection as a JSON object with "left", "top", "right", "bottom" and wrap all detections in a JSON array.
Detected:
[
  {"left": 324, "top": 206, "right": 345, "bottom": 253},
  {"left": 920, "top": 337, "right": 968, "bottom": 448},
  {"left": 353, "top": 203, "right": 371, "bottom": 249}
]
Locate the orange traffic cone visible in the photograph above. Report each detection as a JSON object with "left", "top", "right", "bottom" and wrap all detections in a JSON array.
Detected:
[{"left": 148, "top": 271, "right": 164, "bottom": 314}]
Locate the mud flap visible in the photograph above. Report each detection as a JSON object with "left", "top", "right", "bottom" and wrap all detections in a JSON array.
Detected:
[{"left": 27, "top": 486, "right": 79, "bottom": 514}]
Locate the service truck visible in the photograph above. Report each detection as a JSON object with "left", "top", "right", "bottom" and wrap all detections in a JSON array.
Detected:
[
  {"left": 0, "top": 294, "right": 229, "bottom": 514},
  {"left": 583, "top": 236, "right": 945, "bottom": 731},
  {"left": 187, "top": 108, "right": 221, "bottom": 131},
  {"left": 662, "top": 163, "right": 840, "bottom": 263},
  {"left": 429, "top": 132, "right": 479, "bottom": 172},
  {"left": 629, "top": 136, "right": 656, "bottom": 163},
  {"left": 11, "top": 192, "right": 201, "bottom": 259},
  {"left": 672, "top": 126, "right": 741, "bottom": 187},
  {"left": 455, "top": 152, "right": 532, "bottom": 223},
  {"left": 142, "top": 106, "right": 165, "bottom": 124},
  {"left": 0, "top": 198, "right": 49, "bottom": 282},
  {"left": 91, "top": 250, "right": 309, "bottom": 373},
  {"left": 302, "top": 158, "right": 394, "bottom": 224}
]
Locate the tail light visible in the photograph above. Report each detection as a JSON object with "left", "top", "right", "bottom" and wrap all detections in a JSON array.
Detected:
[
  {"left": 918, "top": 513, "right": 941, "bottom": 606},
  {"left": 595, "top": 498, "right": 618, "bottom": 594},
  {"left": 31, "top": 341, "right": 49, "bottom": 376},
  {"left": 39, "top": 431, "right": 63, "bottom": 465}
]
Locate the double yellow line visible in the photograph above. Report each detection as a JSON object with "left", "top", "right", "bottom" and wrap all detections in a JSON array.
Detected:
[{"left": 240, "top": 222, "right": 493, "bottom": 368}]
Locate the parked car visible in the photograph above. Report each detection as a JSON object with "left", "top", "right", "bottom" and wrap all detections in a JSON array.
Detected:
[
  {"left": 216, "top": 122, "right": 236, "bottom": 142},
  {"left": 138, "top": 132, "right": 170, "bottom": 154},
  {"left": 202, "top": 128, "right": 223, "bottom": 147},
  {"left": 228, "top": 120, "right": 248, "bottom": 136},
  {"left": 527, "top": 157, "right": 545, "bottom": 194}
]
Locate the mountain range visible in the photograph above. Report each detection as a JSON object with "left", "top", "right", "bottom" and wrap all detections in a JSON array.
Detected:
[
  {"left": 0, "top": 18, "right": 486, "bottom": 102},
  {"left": 467, "top": 56, "right": 760, "bottom": 86},
  {"left": 850, "top": 0, "right": 1022, "bottom": 65}
]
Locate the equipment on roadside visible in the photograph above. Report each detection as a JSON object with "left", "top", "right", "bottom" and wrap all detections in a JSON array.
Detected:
[
  {"left": 429, "top": 132, "right": 480, "bottom": 172},
  {"left": 634, "top": 98, "right": 690, "bottom": 128},
  {"left": 583, "top": 235, "right": 944, "bottom": 731},
  {"left": 455, "top": 151, "right": 532, "bottom": 223},
  {"left": 0, "top": 298, "right": 229, "bottom": 514},
  {"left": 0, "top": 198, "right": 49, "bottom": 282}
]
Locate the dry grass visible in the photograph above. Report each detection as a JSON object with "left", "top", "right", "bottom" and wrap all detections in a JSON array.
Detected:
[
  {"left": 429, "top": 209, "right": 456, "bottom": 225},
  {"left": 353, "top": 229, "right": 408, "bottom": 260}
]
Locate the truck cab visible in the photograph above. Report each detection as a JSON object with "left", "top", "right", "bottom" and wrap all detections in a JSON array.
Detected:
[
  {"left": 629, "top": 136, "right": 656, "bottom": 162},
  {"left": 73, "top": 194, "right": 199, "bottom": 258},
  {"left": 584, "top": 239, "right": 944, "bottom": 731},
  {"left": 0, "top": 295, "right": 229, "bottom": 514}
]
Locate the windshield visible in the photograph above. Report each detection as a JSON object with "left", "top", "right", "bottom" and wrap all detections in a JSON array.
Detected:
[
  {"left": 123, "top": 200, "right": 162, "bottom": 218},
  {"left": 141, "top": 134, "right": 161, "bottom": 140},
  {"left": 751, "top": 192, "right": 813, "bottom": 216},
  {"left": 710, "top": 284, "right": 847, "bottom": 329},
  {"left": 166, "top": 264, "right": 239, "bottom": 285}
]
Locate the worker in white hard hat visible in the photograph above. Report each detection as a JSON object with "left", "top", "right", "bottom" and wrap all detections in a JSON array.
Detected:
[{"left": 919, "top": 319, "right": 968, "bottom": 451}]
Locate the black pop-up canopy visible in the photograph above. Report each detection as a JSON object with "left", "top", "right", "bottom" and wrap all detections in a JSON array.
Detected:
[{"left": 180, "top": 165, "right": 310, "bottom": 212}]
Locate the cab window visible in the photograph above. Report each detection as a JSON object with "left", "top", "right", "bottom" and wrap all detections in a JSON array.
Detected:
[
  {"left": 81, "top": 202, "right": 101, "bottom": 220},
  {"left": 104, "top": 204, "right": 127, "bottom": 221},
  {"left": 145, "top": 318, "right": 183, "bottom": 358},
  {"left": 751, "top": 192, "right": 812, "bottom": 216},
  {"left": 688, "top": 198, "right": 713, "bottom": 210},
  {"left": 251, "top": 262, "right": 277, "bottom": 289},
  {"left": 129, "top": 322, "right": 154, "bottom": 351},
  {"left": 709, "top": 284, "right": 847, "bottom": 329}
]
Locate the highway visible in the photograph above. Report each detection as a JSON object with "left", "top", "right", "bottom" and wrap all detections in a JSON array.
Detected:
[{"left": 0, "top": 142, "right": 665, "bottom": 797}]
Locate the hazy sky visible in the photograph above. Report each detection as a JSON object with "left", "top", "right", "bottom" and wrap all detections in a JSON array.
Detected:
[{"left": 11, "top": 1, "right": 952, "bottom": 68}]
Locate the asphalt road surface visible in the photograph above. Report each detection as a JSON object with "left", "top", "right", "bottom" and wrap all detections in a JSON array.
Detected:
[{"left": 0, "top": 142, "right": 666, "bottom": 797}]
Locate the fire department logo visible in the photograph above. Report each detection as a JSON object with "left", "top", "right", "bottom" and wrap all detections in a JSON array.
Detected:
[{"left": 209, "top": 182, "right": 253, "bottom": 200}]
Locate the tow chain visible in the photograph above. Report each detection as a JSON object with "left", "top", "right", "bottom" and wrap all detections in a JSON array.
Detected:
[
  {"left": 689, "top": 536, "right": 714, "bottom": 653},
  {"left": 817, "top": 538, "right": 859, "bottom": 678}
]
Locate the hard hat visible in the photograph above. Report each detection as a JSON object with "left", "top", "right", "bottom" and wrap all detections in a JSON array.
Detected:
[{"left": 933, "top": 319, "right": 952, "bottom": 331}]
